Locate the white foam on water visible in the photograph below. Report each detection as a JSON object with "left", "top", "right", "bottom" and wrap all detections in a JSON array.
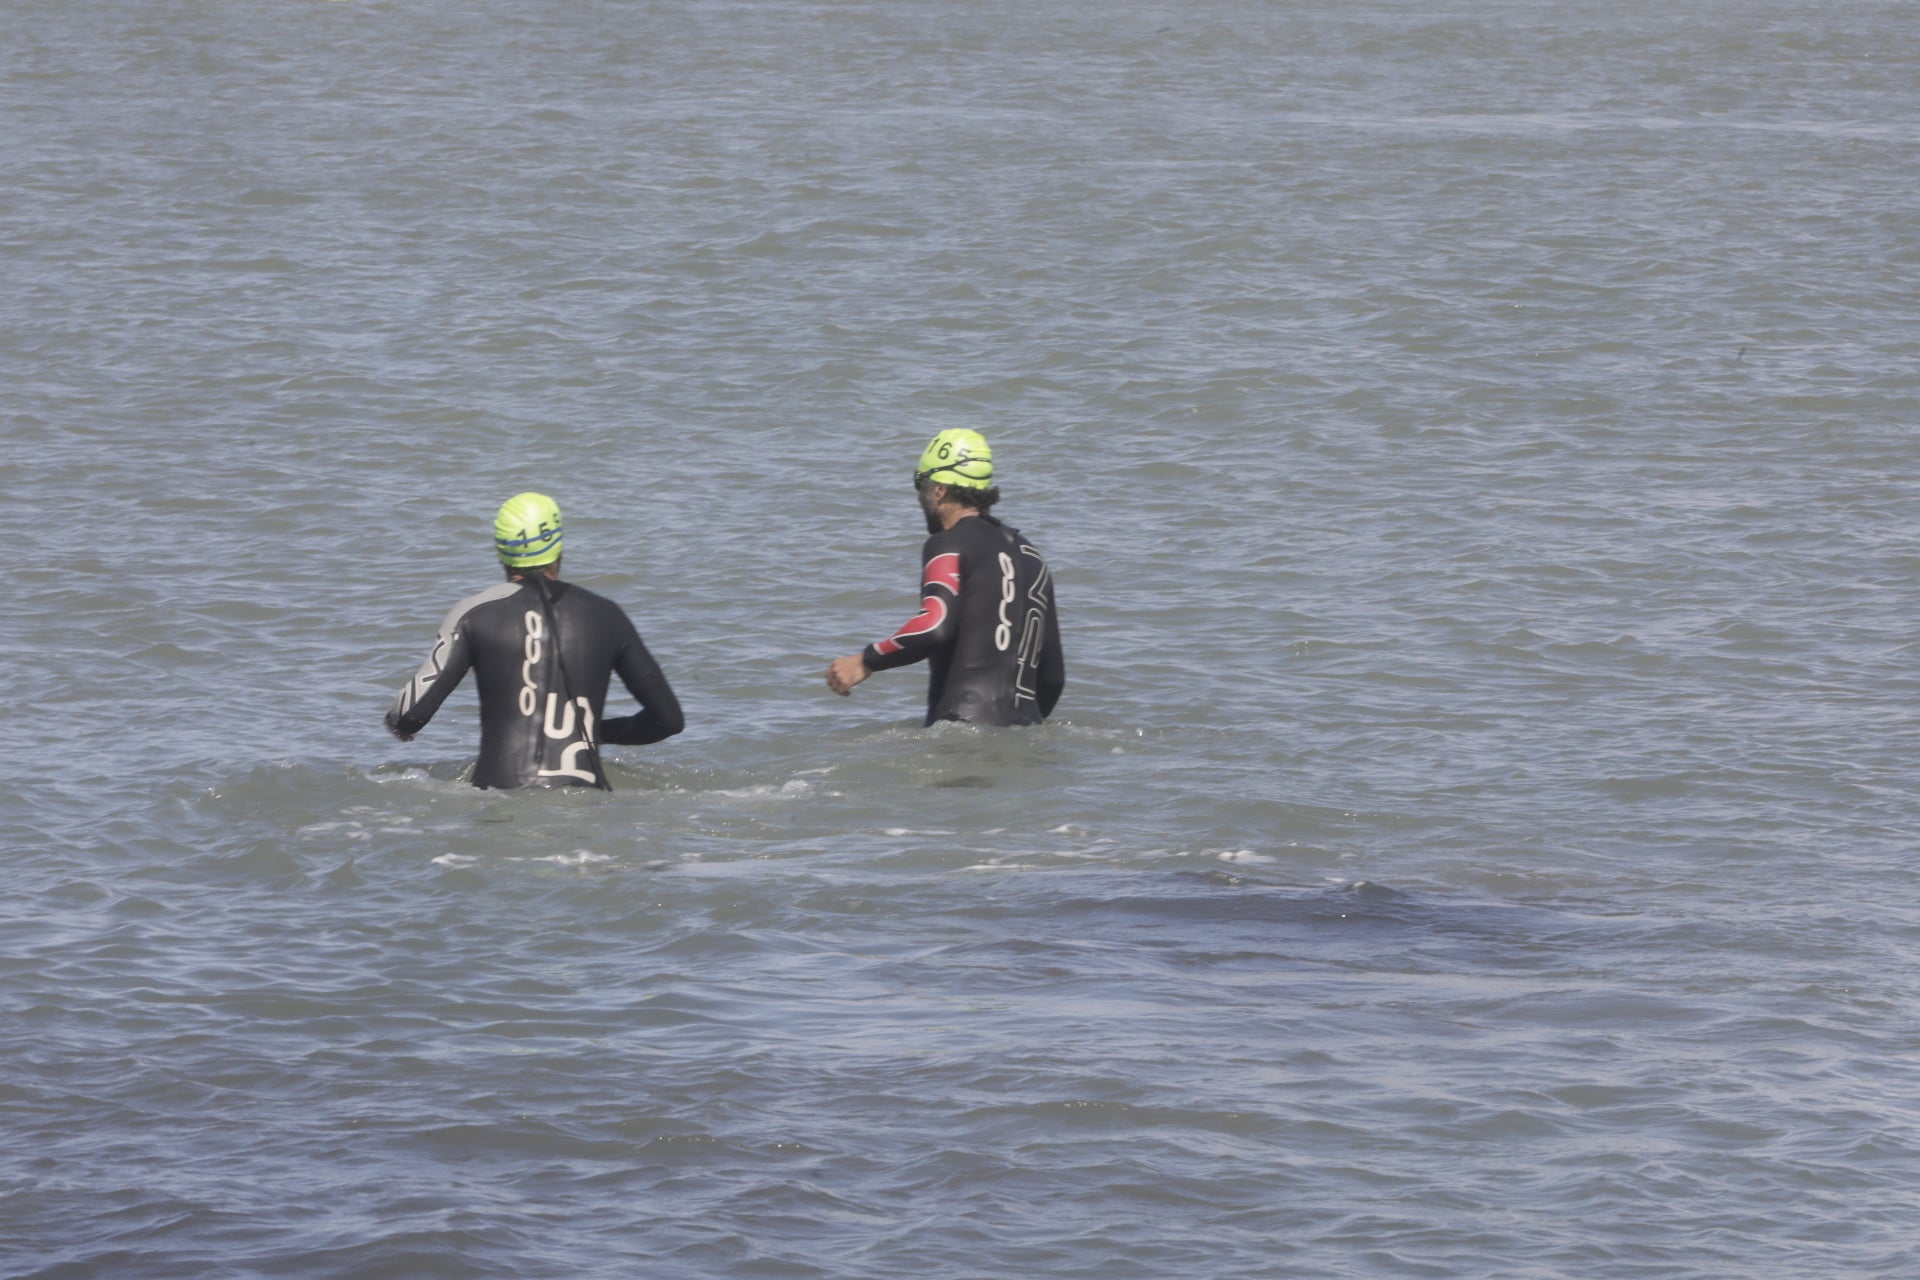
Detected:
[
  {"left": 535, "top": 850, "right": 612, "bottom": 867},
  {"left": 707, "top": 779, "right": 813, "bottom": 800}
]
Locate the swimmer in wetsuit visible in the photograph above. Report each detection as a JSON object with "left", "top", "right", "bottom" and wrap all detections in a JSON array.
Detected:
[
  {"left": 826, "top": 429, "right": 1064, "bottom": 725},
  {"left": 386, "top": 492, "right": 683, "bottom": 789}
]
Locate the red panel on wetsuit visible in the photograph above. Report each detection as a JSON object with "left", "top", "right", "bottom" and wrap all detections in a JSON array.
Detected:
[
  {"left": 922, "top": 552, "right": 961, "bottom": 595},
  {"left": 874, "top": 597, "right": 948, "bottom": 655},
  {"left": 873, "top": 554, "right": 961, "bottom": 656}
]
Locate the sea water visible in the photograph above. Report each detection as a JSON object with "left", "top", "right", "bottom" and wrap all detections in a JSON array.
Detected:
[{"left": 4, "top": 1, "right": 1919, "bottom": 1276}]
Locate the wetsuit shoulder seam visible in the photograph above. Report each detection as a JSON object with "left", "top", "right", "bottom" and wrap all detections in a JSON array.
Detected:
[{"left": 442, "top": 580, "right": 524, "bottom": 629}]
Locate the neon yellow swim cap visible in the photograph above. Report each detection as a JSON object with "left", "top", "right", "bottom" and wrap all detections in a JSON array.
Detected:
[
  {"left": 494, "top": 492, "right": 563, "bottom": 567},
  {"left": 914, "top": 429, "right": 994, "bottom": 491}
]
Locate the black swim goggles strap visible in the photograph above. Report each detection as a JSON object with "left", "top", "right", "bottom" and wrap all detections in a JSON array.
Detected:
[{"left": 914, "top": 463, "right": 991, "bottom": 489}]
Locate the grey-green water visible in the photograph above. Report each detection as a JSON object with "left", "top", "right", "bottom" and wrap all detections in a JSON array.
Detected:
[{"left": 5, "top": 1, "right": 1919, "bottom": 1276}]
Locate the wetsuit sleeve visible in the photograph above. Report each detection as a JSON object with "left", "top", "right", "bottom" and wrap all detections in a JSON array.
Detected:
[
  {"left": 599, "top": 627, "right": 684, "bottom": 746},
  {"left": 1037, "top": 582, "right": 1065, "bottom": 718},
  {"left": 862, "top": 539, "right": 962, "bottom": 672},
  {"left": 386, "top": 604, "right": 475, "bottom": 737}
]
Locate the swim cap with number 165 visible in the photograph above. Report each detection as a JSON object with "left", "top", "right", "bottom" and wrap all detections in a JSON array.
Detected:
[
  {"left": 914, "top": 429, "right": 993, "bottom": 490},
  {"left": 494, "top": 492, "right": 563, "bottom": 567}
]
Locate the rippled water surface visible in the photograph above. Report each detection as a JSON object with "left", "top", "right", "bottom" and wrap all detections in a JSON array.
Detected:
[{"left": 6, "top": 1, "right": 1920, "bottom": 1276}]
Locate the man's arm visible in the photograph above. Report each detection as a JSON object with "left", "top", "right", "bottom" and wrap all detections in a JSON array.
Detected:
[
  {"left": 599, "top": 631, "right": 684, "bottom": 746},
  {"left": 826, "top": 546, "right": 962, "bottom": 695},
  {"left": 385, "top": 606, "right": 475, "bottom": 741},
  {"left": 863, "top": 547, "right": 961, "bottom": 670}
]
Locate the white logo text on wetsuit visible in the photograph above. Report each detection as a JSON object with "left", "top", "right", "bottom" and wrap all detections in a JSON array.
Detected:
[
  {"left": 1013, "top": 545, "right": 1050, "bottom": 704},
  {"left": 521, "top": 607, "right": 600, "bottom": 783},
  {"left": 995, "top": 552, "right": 1017, "bottom": 650},
  {"left": 519, "top": 610, "right": 544, "bottom": 716}
]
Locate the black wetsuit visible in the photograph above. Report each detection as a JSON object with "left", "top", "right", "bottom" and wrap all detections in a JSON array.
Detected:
[
  {"left": 386, "top": 576, "right": 682, "bottom": 789},
  {"left": 862, "top": 514, "right": 1064, "bottom": 726}
]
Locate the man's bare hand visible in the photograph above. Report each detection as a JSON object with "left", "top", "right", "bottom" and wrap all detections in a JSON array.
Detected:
[{"left": 825, "top": 654, "right": 870, "bottom": 696}]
